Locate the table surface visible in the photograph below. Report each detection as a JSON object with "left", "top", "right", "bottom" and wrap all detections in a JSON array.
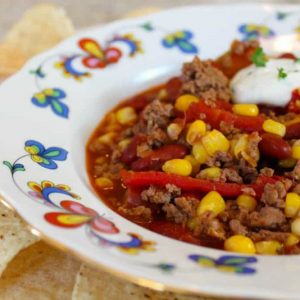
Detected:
[{"left": 1, "top": 0, "right": 299, "bottom": 39}]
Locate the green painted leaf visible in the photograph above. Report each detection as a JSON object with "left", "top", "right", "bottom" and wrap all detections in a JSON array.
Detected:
[
  {"left": 51, "top": 99, "right": 63, "bottom": 114},
  {"left": 3, "top": 161, "right": 13, "bottom": 171},
  {"left": 13, "top": 166, "right": 25, "bottom": 173},
  {"left": 44, "top": 150, "right": 60, "bottom": 158}
]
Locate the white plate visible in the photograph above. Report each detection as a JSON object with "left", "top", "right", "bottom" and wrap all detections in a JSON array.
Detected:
[{"left": 1, "top": 4, "right": 300, "bottom": 299}]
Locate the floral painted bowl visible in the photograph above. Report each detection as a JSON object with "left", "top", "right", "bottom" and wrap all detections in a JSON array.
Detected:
[{"left": 1, "top": 4, "right": 300, "bottom": 299}]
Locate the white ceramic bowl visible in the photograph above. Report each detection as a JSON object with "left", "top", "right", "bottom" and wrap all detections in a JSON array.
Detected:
[{"left": 1, "top": 4, "right": 300, "bottom": 299}]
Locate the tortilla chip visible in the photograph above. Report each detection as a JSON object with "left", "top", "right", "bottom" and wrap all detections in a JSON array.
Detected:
[
  {"left": 0, "top": 241, "right": 80, "bottom": 299},
  {"left": 72, "top": 264, "right": 219, "bottom": 300},
  {"left": 0, "top": 43, "right": 27, "bottom": 77},
  {"left": 0, "top": 201, "right": 38, "bottom": 276},
  {"left": 125, "top": 7, "right": 161, "bottom": 18},
  {"left": 4, "top": 3, "right": 75, "bottom": 57}
]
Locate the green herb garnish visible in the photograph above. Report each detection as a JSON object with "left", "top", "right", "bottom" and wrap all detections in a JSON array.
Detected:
[
  {"left": 277, "top": 67, "right": 288, "bottom": 79},
  {"left": 251, "top": 47, "right": 268, "bottom": 67}
]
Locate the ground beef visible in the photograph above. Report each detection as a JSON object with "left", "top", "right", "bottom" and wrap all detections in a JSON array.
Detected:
[
  {"left": 163, "top": 196, "right": 199, "bottom": 224},
  {"left": 220, "top": 168, "right": 243, "bottom": 183},
  {"left": 229, "top": 219, "right": 248, "bottom": 235},
  {"left": 141, "top": 184, "right": 181, "bottom": 204},
  {"left": 181, "top": 57, "right": 232, "bottom": 102},
  {"left": 238, "top": 158, "right": 258, "bottom": 183},
  {"left": 146, "top": 127, "right": 168, "bottom": 147},
  {"left": 214, "top": 40, "right": 259, "bottom": 78},
  {"left": 219, "top": 200, "right": 250, "bottom": 224},
  {"left": 205, "top": 151, "right": 234, "bottom": 167},
  {"left": 232, "top": 40, "right": 259, "bottom": 55},
  {"left": 250, "top": 230, "right": 289, "bottom": 243},
  {"left": 136, "top": 142, "right": 151, "bottom": 158},
  {"left": 259, "top": 167, "right": 275, "bottom": 177},
  {"left": 193, "top": 212, "right": 226, "bottom": 240},
  {"left": 93, "top": 161, "right": 123, "bottom": 180},
  {"left": 290, "top": 160, "right": 300, "bottom": 181},
  {"left": 261, "top": 182, "right": 288, "bottom": 208},
  {"left": 293, "top": 183, "right": 300, "bottom": 195},
  {"left": 219, "top": 121, "right": 241, "bottom": 137},
  {"left": 118, "top": 205, "right": 152, "bottom": 222},
  {"left": 244, "top": 132, "right": 261, "bottom": 167},
  {"left": 141, "top": 99, "right": 174, "bottom": 132},
  {"left": 249, "top": 207, "right": 287, "bottom": 229}
]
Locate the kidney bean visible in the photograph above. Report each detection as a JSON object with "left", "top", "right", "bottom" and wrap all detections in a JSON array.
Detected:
[
  {"left": 131, "top": 144, "right": 188, "bottom": 171},
  {"left": 278, "top": 53, "right": 297, "bottom": 60},
  {"left": 285, "top": 122, "right": 300, "bottom": 139},
  {"left": 259, "top": 133, "right": 292, "bottom": 160},
  {"left": 121, "top": 135, "right": 146, "bottom": 165}
]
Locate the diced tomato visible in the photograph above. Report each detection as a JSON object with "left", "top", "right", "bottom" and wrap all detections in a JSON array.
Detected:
[{"left": 287, "top": 89, "right": 300, "bottom": 113}]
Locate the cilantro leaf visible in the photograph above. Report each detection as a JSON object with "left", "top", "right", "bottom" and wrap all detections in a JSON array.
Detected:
[
  {"left": 251, "top": 47, "right": 268, "bottom": 67},
  {"left": 277, "top": 67, "right": 288, "bottom": 79}
]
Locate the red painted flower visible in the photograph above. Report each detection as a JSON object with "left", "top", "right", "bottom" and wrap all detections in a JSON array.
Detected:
[
  {"left": 45, "top": 200, "right": 119, "bottom": 234},
  {"left": 79, "top": 38, "right": 122, "bottom": 68}
]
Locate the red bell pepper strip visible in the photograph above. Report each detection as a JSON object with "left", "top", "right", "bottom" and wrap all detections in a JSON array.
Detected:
[
  {"left": 186, "top": 102, "right": 264, "bottom": 133},
  {"left": 131, "top": 144, "right": 188, "bottom": 171},
  {"left": 120, "top": 170, "right": 280, "bottom": 198}
]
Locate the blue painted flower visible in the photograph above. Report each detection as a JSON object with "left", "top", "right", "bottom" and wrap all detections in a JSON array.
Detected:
[
  {"left": 239, "top": 24, "right": 275, "bottom": 41},
  {"left": 24, "top": 140, "right": 68, "bottom": 169},
  {"left": 162, "top": 30, "right": 198, "bottom": 54},
  {"left": 55, "top": 55, "right": 91, "bottom": 81},
  {"left": 31, "top": 88, "right": 69, "bottom": 118},
  {"left": 189, "top": 254, "right": 257, "bottom": 274},
  {"left": 109, "top": 34, "right": 143, "bottom": 57}
]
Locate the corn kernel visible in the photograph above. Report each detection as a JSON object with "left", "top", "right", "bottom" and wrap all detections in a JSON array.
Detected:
[
  {"left": 292, "top": 140, "right": 300, "bottom": 160},
  {"left": 198, "top": 167, "right": 221, "bottom": 180},
  {"left": 95, "top": 156, "right": 107, "bottom": 164},
  {"left": 95, "top": 177, "right": 113, "bottom": 190},
  {"left": 175, "top": 94, "right": 199, "bottom": 111},
  {"left": 97, "top": 132, "right": 116, "bottom": 144},
  {"left": 157, "top": 88, "right": 167, "bottom": 100},
  {"left": 186, "top": 120, "right": 206, "bottom": 145},
  {"left": 263, "top": 119, "right": 286, "bottom": 137},
  {"left": 224, "top": 235, "right": 256, "bottom": 254},
  {"left": 192, "top": 142, "right": 208, "bottom": 164},
  {"left": 291, "top": 218, "right": 300, "bottom": 236},
  {"left": 184, "top": 155, "right": 200, "bottom": 174},
  {"left": 197, "top": 191, "right": 225, "bottom": 216},
  {"left": 232, "top": 104, "right": 259, "bottom": 117},
  {"left": 237, "top": 194, "right": 257, "bottom": 212},
  {"left": 285, "top": 233, "right": 300, "bottom": 247},
  {"left": 233, "top": 134, "right": 247, "bottom": 157},
  {"left": 278, "top": 158, "right": 297, "bottom": 168},
  {"left": 116, "top": 106, "right": 137, "bottom": 125},
  {"left": 187, "top": 218, "right": 197, "bottom": 230},
  {"left": 255, "top": 240, "right": 282, "bottom": 255},
  {"left": 202, "top": 130, "right": 230, "bottom": 155},
  {"left": 167, "top": 123, "right": 183, "bottom": 140},
  {"left": 285, "top": 193, "right": 300, "bottom": 218},
  {"left": 162, "top": 159, "right": 192, "bottom": 176},
  {"left": 230, "top": 138, "right": 238, "bottom": 156},
  {"left": 118, "top": 138, "right": 131, "bottom": 151}
]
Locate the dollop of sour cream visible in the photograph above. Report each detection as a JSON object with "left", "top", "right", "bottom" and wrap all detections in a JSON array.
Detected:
[{"left": 230, "top": 58, "right": 300, "bottom": 107}]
